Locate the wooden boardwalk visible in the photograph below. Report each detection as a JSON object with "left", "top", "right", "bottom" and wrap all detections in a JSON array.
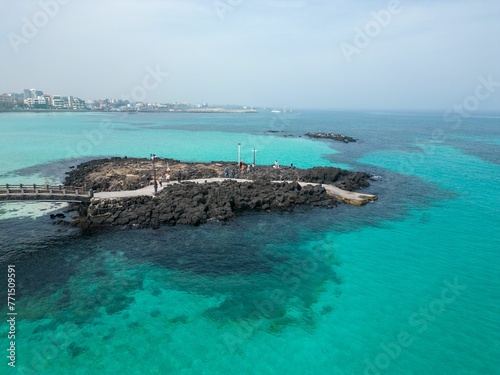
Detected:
[
  {"left": 0, "top": 184, "right": 90, "bottom": 203},
  {"left": 0, "top": 180, "right": 377, "bottom": 206}
]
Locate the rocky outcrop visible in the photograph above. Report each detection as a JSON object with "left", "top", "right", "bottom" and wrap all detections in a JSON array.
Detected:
[
  {"left": 64, "top": 157, "right": 371, "bottom": 193},
  {"left": 306, "top": 132, "right": 357, "bottom": 143},
  {"left": 64, "top": 157, "right": 375, "bottom": 231},
  {"left": 77, "top": 180, "right": 339, "bottom": 230},
  {"left": 64, "top": 157, "right": 184, "bottom": 192},
  {"left": 296, "top": 167, "right": 370, "bottom": 190}
]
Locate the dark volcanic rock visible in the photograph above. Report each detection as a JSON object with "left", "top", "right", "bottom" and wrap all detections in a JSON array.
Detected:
[
  {"left": 79, "top": 180, "right": 342, "bottom": 230},
  {"left": 66, "top": 157, "right": 374, "bottom": 231},
  {"left": 306, "top": 132, "right": 357, "bottom": 143}
]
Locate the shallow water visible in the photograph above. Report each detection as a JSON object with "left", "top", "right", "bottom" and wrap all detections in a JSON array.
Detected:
[{"left": 0, "top": 110, "right": 499, "bottom": 374}]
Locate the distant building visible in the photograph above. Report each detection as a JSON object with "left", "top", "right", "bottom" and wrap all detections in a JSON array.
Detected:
[
  {"left": 0, "top": 94, "right": 17, "bottom": 108},
  {"left": 21, "top": 88, "right": 49, "bottom": 108},
  {"left": 23, "top": 88, "right": 36, "bottom": 99},
  {"left": 43, "top": 94, "right": 52, "bottom": 105},
  {"left": 24, "top": 96, "right": 48, "bottom": 108},
  {"left": 61, "top": 96, "right": 69, "bottom": 109},
  {"left": 67, "top": 96, "right": 85, "bottom": 110},
  {"left": 51, "top": 95, "right": 64, "bottom": 109}
]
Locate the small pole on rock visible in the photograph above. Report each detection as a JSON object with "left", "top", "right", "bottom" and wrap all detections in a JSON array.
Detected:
[
  {"left": 252, "top": 149, "right": 257, "bottom": 165},
  {"left": 150, "top": 153, "right": 157, "bottom": 194}
]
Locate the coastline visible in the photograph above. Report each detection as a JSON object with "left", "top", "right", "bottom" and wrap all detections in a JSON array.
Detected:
[{"left": 0, "top": 108, "right": 258, "bottom": 114}]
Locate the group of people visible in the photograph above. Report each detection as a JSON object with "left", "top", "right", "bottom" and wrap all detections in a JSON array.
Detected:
[
  {"left": 152, "top": 173, "right": 171, "bottom": 192},
  {"left": 223, "top": 160, "right": 255, "bottom": 178},
  {"left": 239, "top": 160, "right": 254, "bottom": 171}
]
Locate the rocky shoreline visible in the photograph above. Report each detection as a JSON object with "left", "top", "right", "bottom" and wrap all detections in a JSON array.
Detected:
[
  {"left": 63, "top": 157, "right": 375, "bottom": 230},
  {"left": 80, "top": 180, "right": 341, "bottom": 230}
]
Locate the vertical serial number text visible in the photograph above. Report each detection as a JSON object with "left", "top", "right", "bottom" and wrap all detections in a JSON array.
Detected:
[{"left": 7, "top": 265, "right": 16, "bottom": 368}]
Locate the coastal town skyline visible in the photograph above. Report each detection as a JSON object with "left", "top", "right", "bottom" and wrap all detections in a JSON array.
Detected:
[
  {"left": 0, "top": 86, "right": 257, "bottom": 111},
  {"left": 1, "top": 1, "right": 499, "bottom": 111}
]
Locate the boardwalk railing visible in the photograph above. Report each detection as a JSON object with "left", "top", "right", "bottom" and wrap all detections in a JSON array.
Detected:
[{"left": 0, "top": 184, "right": 90, "bottom": 202}]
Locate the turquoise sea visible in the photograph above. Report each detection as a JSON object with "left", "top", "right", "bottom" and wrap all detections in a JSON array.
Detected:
[{"left": 0, "top": 110, "right": 499, "bottom": 375}]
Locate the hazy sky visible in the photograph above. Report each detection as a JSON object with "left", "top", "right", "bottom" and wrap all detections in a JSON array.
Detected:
[{"left": 1, "top": 0, "right": 499, "bottom": 110}]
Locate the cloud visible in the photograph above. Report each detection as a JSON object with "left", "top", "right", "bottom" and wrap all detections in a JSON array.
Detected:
[{"left": 1, "top": 0, "right": 499, "bottom": 110}]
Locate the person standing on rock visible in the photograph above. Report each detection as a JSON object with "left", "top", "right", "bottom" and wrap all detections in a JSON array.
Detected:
[
  {"left": 159, "top": 176, "right": 163, "bottom": 187},
  {"left": 274, "top": 160, "right": 279, "bottom": 169}
]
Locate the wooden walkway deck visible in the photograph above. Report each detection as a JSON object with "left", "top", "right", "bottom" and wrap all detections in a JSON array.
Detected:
[{"left": 0, "top": 184, "right": 90, "bottom": 203}]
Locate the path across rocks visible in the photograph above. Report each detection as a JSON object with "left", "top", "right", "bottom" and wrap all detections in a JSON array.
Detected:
[{"left": 94, "top": 178, "right": 377, "bottom": 206}]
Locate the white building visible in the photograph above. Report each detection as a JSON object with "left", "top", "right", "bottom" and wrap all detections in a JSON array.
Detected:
[
  {"left": 68, "top": 96, "right": 85, "bottom": 110},
  {"left": 51, "top": 95, "right": 64, "bottom": 109},
  {"left": 0, "top": 94, "right": 17, "bottom": 107},
  {"left": 23, "top": 96, "right": 48, "bottom": 108}
]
